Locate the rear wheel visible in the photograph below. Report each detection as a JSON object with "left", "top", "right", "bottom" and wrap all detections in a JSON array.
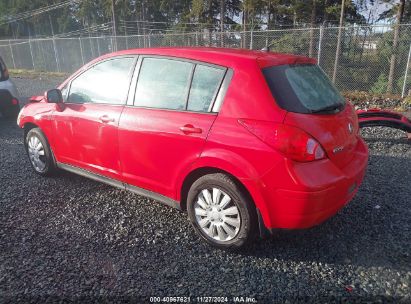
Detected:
[
  {"left": 25, "top": 128, "right": 56, "bottom": 176},
  {"left": 187, "top": 173, "right": 257, "bottom": 249}
]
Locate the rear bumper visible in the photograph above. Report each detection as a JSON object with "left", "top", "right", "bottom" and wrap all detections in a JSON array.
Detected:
[
  {"left": 258, "top": 137, "right": 368, "bottom": 230},
  {"left": 0, "top": 87, "right": 19, "bottom": 110},
  {"left": 0, "top": 99, "right": 19, "bottom": 108}
]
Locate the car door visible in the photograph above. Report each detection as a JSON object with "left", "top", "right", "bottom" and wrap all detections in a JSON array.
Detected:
[
  {"left": 52, "top": 56, "right": 137, "bottom": 180},
  {"left": 118, "top": 56, "right": 227, "bottom": 199}
]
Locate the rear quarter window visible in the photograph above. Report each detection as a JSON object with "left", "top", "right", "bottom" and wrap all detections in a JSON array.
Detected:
[{"left": 187, "top": 65, "right": 226, "bottom": 112}]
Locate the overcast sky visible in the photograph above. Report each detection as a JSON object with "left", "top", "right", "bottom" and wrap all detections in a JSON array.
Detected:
[{"left": 357, "top": 0, "right": 397, "bottom": 23}]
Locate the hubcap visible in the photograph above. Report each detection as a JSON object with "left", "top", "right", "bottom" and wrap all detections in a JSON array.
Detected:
[
  {"left": 194, "top": 188, "right": 241, "bottom": 242},
  {"left": 27, "top": 135, "right": 46, "bottom": 172}
]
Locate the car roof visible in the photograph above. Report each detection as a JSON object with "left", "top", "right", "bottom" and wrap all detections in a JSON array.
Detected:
[{"left": 107, "top": 47, "right": 316, "bottom": 68}]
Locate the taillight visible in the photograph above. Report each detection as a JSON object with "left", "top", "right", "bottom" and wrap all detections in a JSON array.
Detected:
[
  {"left": 239, "top": 119, "right": 326, "bottom": 162},
  {"left": 12, "top": 98, "right": 18, "bottom": 105}
]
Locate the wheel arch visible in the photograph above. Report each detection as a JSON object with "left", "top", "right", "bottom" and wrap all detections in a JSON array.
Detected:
[
  {"left": 23, "top": 122, "right": 56, "bottom": 160},
  {"left": 180, "top": 166, "right": 256, "bottom": 213},
  {"left": 23, "top": 122, "right": 40, "bottom": 140}
]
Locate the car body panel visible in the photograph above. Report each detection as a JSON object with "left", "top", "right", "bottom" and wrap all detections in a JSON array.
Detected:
[
  {"left": 119, "top": 107, "right": 217, "bottom": 199},
  {"left": 51, "top": 103, "right": 124, "bottom": 180},
  {"left": 18, "top": 47, "right": 369, "bottom": 233},
  {"left": 18, "top": 102, "right": 55, "bottom": 142},
  {"left": 0, "top": 56, "right": 19, "bottom": 101},
  {"left": 0, "top": 78, "right": 19, "bottom": 99},
  {"left": 284, "top": 102, "right": 360, "bottom": 170},
  {"left": 0, "top": 60, "right": 20, "bottom": 115}
]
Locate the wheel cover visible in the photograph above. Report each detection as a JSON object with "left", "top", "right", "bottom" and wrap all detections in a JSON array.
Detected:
[
  {"left": 194, "top": 188, "right": 241, "bottom": 242},
  {"left": 27, "top": 135, "right": 46, "bottom": 172}
]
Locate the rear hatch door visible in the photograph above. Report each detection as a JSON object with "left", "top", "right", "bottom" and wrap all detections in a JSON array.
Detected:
[{"left": 262, "top": 63, "right": 359, "bottom": 169}]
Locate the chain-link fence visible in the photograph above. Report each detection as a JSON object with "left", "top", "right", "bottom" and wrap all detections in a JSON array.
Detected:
[{"left": 1, "top": 24, "right": 411, "bottom": 96}]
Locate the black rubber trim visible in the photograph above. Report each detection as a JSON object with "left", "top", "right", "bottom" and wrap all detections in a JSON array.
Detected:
[
  {"left": 357, "top": 111, "right": 403, "bottom": 120},
  {"left": 257, "top": 208, "right": 271, "bottom": 238},
  {"left": 359, "top": 120, "right": 411, "bottom": 133},
  {"left": 126, "top": 184, "right": 181, "bottom": 210},
  {"left": 57, "top": 162, "right": 181, "bottom": 210}
]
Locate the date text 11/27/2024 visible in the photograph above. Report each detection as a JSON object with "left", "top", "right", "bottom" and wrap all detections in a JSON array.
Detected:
[{"left": 149, "top": 296, "right": 257, "bottom": 303}]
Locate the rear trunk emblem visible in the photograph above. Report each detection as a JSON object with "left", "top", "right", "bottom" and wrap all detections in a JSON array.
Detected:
[
  {"left": 333, "top": 146, "right": 344, "bottom": 154},
  {"left": 348, "top": 123, "right": 353, "bottom": 134}
]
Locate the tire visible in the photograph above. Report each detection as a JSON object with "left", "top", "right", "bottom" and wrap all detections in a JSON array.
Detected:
[
  {"left": 25, "top": 128, "right": 57, "bottom": 176},
  {"left": 187, "top": 173, "right": 257, "bottom": 249}
]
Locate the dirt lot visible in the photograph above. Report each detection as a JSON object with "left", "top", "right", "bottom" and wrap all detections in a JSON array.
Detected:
[{"left": 0, "top": 76, "right": 410, "bottom": 303}]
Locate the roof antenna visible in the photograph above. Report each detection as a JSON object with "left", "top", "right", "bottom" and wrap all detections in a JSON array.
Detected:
[{"left": 261, "top": 42, "right": 275, "bottom": 52}]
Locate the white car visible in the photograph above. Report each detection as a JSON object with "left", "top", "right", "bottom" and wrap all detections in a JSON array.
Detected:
[{"left": 0, "top": 56, "right": 19, "bottom": 118}]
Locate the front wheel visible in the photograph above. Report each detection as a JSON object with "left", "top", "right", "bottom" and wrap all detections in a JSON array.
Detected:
[
  {"left": 25, "top": 128, "right": 57, "bottom": 176},
  {"left": 187, "top": 173, "right": 257, "bottom": 249}
]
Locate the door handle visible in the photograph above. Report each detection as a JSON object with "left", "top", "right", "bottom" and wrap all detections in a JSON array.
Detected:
[
  {"left": 179, "top": 124, "right": 202, "bottom": 134},
  {"left": 99, "top": 115, "right": 115, "bottom": 123}
]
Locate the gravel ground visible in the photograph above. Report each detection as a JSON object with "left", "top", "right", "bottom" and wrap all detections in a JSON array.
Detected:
[{"left": 0, "top": 77, "right": 410, "bottom": 303}]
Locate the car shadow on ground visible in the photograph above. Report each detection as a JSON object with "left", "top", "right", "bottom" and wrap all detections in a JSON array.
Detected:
[
  {"left": 51, "top": 151, "right": 410, "bottom": 271},
  {"left": 2, "top": 118, "right": 409, "bottom": 272},
  {"left": 242, "top": 152, "right": 410, "bottom": 270}
]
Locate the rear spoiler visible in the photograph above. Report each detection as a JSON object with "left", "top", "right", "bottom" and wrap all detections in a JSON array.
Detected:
[{"left": 357, "top": 109, "right": 411, "bottom": 140}]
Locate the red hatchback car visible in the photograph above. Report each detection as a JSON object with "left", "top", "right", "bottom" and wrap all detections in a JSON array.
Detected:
[{"left": 17, "top": 48, "right": 368, "bottom": 249}]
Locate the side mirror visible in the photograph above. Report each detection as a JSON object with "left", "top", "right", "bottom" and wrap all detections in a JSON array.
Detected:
[{"left": 45, "top": 89, "right": 63, "bottom": 104}]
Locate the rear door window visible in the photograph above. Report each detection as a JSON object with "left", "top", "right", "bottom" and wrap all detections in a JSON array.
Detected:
[
  {"left": 134, "top": 57, "right": 226, "bottom": 112},
  {"left": 262, "top": 64, "right": 345, "bottom": 114},
  {"left": 134, "top": 58, "right": 193, "bottom": 110}
]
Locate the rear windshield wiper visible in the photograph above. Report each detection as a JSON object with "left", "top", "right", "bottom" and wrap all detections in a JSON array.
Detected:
[{"left": 311, "top": 103, "right": 344, "bottom": 114}]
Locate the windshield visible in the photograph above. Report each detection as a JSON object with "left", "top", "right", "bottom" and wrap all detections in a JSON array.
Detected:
[{"left": 262, "top": 64, "right": 345, "bottom": 114}]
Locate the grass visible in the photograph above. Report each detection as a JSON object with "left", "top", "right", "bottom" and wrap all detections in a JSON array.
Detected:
[{"left": 9, "top": 69, "right": 68, "bottom": 78}]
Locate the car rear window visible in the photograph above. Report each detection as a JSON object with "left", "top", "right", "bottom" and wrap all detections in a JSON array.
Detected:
[{"left": 262, "top": 64, "right": 345, "bottom": 114}]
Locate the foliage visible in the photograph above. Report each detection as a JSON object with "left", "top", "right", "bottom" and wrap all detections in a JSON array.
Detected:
[
  {"left": 371, "top": 73, "right": 389, "bottom": 94},
  {"left": 342, "top": 90, "right": 409, "bottom": 111},
  {"left": 0, "top": 0, "right": 388, "bottom": 38}
]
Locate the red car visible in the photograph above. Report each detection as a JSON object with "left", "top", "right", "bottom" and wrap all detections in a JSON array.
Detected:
[{"left": 17, "top": 48, "right": 368, "bottom": 249}]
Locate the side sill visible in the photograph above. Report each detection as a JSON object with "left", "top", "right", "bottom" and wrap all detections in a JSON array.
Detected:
[
  {"left": 56, "top": 162, "right": 181, "bottom": 210},
  {"left": 125, "top": 184, "right": 181, "bottom": 210},
  {"left": 57, "top": 162, "right": 125, "bottom": 190}
]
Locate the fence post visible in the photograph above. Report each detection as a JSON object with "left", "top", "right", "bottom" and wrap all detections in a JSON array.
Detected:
[
  {"left": 52, "top": 37, "right": 61, "bottom": 72},
  {"left": 317, "top": 25, "right": 324, "bottom": 66},
  {"left": 96, "top": 37, "right": 101, "bottom": 56},
  {"left": 402, "top": 41, "right": 411, "bottom": 98},
  {"left": 333, "top": 25, "right": 343, "bottom": 84},
  {"left": 28, "top": 39, "right": 35, "bottom": 70},
  {"left": 8, "top": 40, "right": 16, "bottom": 69},
  {"left": 249, "top": 30, "right": 254, "bottom": 50},
  {"left": 79, "top": 37, "right": 85, "bottom": 66}
]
